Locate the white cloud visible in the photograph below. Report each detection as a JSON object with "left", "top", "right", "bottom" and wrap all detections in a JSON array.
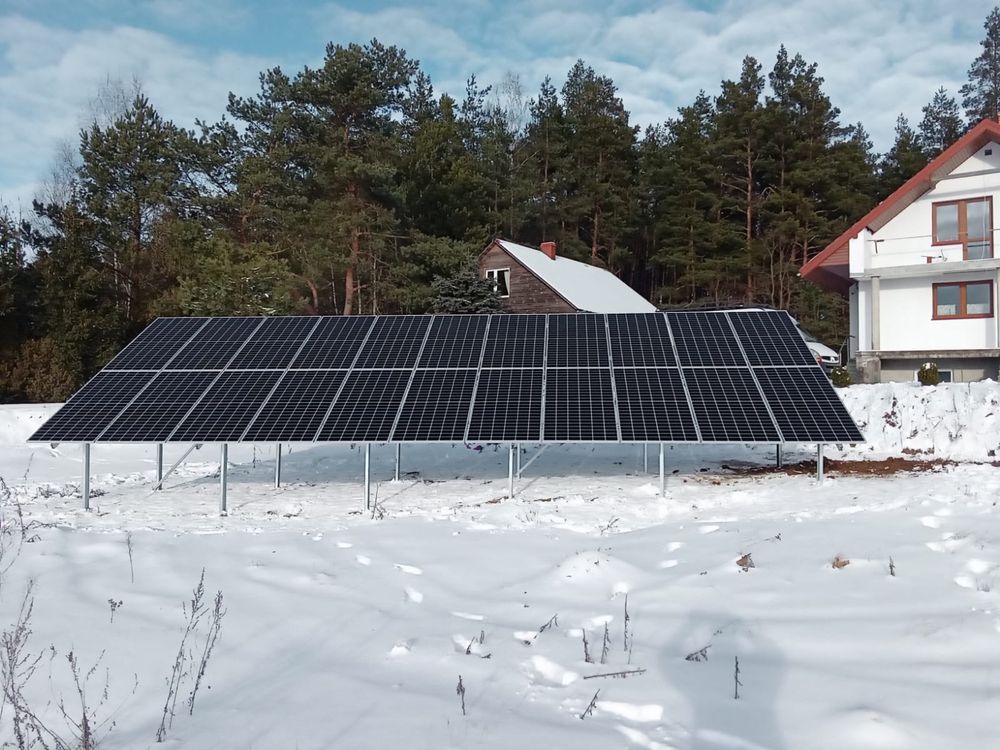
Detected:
[
  {"left": 0, "top": 14, "right": 275, "bottom": 210},
  {"left": 0, "top": 0, "right": 994, "bottom": 210}
]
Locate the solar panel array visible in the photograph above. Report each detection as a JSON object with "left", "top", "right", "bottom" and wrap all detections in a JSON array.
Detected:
[{"left": 29, "top": 311, "right": 864, "bottom": 445}]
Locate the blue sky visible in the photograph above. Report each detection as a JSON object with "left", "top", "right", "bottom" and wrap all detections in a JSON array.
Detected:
[{"left": 0, "top": 0, "right": 994, "bottom": 212}]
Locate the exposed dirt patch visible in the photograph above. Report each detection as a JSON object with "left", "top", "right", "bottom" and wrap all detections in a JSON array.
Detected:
[{"left": 718, "top": 457, "right": 956, "bottom": 478}]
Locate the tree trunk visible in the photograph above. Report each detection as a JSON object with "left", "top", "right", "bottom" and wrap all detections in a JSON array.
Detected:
[{"left": 344, "top": 226, "right": 359, "bottom": 316}]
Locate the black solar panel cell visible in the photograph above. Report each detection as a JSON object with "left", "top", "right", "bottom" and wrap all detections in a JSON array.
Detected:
[
  {"left": 392, "top": 370, "right": 478, "bottom": 441},
  {"left": 728, "top": 311, "right": 817, "bottom": 367},
  {"left": 164, "top": 318, "right": 263, "bottom": 370},
  {"left": 667, "top": 312, "right": 746, "bottom": 367},
  {"left": 467, "top": 369, "right": 542, "bottom": 441},
  {"left": 290, "top": 317, "right": 375, "bottom": 369},
  {"left": 608, "top": 314, "right": 676, "bottom": 367},
  {"left": 755, "top": 368, "right": 864, "bottom": 442},
  {"left": 99, "top": 371, "right": 218, "bottom": 442},
  {"left": 683, "top": 368, "right": 780, "bottom": 442},
  {"left": 353, "top": 316, "right": 432, "bottom": 369},
  {"left": 615, "top": 369, "right": 698, "bottom": 441},
  {"left": 170, "top": 371, "right": 283, "bottom": 442},
  {"left": 242, "top": 371, "right": 346, "bottom": 442},
  {"left": 546, "top": 314, "right": 610, "bottom": 367},
  {"left": 419, "top": 316, "right": 489, "bottom": 368},
  {"left": 28, "top": 371, "right": 156, "bottom": 443},
  {"left": 481, "top": 315, "right": 545, "bottom": 368},
  {"left": 104, "top": 318, "right": 208, "bottom": 370},
  {"left": 228, "top": 317, "right": 319, "bottom": 370},
  {"left": 543, "top": 368, "right": 618, "bottom": 441},
  {"left": 317, "top": 370, "right": 411, "bottom": 442}
]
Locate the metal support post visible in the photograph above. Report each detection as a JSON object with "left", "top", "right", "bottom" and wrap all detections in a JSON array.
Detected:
[
  {"left": 776, "top": 444, "right": 783, "bottom": 469},
  {"left": 394, "top": 443, "right": 401, "bottom": 482},
  {"left": 82, "top": 444, "right": 91, "bottom": 511},
  {"left": 643, "top": 444, "right": 648, "bottom": 473},
  {"left": 516, "top": 443, "right": 522, "bottom": 478},
  {"left": 658, "top": 443, "right": 665, "bottom": 497},
  {"left": 816, "top": 443, "right": 825, "bottom": 482},
  {"left": 274, "top": 444, "right": 282, "bottom": 488},
  {"left": 155, "top": 444, "right": 163, "bottom": 490},
  {"left": 508, "top": 443, "right": 515, "bottom": 498},
  {"left": 364, "top": 443, "right": 371, "bottom": 511},
  {"left": 220, "top": 444, "right": 228, "bottom": 515}
]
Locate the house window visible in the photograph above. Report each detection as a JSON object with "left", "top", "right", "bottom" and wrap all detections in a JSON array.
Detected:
[
  {"left": 932, "top": 280, "right": 994, "bottom": 319},
  {"left": 485, "top": 268, "right": 510, "bottom": 298},
  {"left": 932, "top": 197, "right": 993, "bottom": 259}
]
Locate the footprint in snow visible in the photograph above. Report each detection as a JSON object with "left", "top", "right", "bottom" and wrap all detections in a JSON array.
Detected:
[
  {"left": 658, "top": 559, "right": 679, "bottom": 569},
  {"left": 698, "top": 524, "right": 720, "bottom": 535},
  {"left": 404, "top": 587, "right": 423, "bottom": 603},
  {"left": 355, "top": 554, "right": 371, "bottom": 566},
  {"left": 598, "top": 701, "right": 663, "bottom": 723},
  {"left": 336, "top": 541, "right": 353, "bottom": 549},
  {"left": 394, "top": 563, "right": 423, "bottom": 575},
  {"left": 665, "top": 541, "right": 685, "bottom": 552},
  {"left": 522, "top": 655, "right": 578, "bottom": 687},
  {"left": 920, "top": 516, "right": 942, "bottom": 529}
]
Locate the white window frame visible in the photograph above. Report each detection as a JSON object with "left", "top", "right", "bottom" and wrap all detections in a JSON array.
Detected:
[{"left": 485, "top": 268, "right": 510, "bottom": 298}]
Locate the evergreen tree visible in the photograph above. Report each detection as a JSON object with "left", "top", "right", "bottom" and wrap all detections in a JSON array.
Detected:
[
  {"left": 77, "top": 94, "right": 188, "bottom": 323},
  {"left": 522, "top": 77, "right": 570, "bottom": 245},
  {"left": 878, "top": 115, "right": 927, "bottom": 198},
  {"left": 560, "top": 61, "right": 638, "bottom": 269},
  {"left": 961, "top": 6, "right": 1000, "bottom": 123},
  {"left": 919, "top": 87, "right": 964, "bottom": 157},
  {"left": 650, "top": 94, "right": 724, "bottom": 304},
  {"left": 431, "top": 266, "right": 503, "bottom": 313},
  {"left": 714, "top": 55, "right": 766, "bottom": 301}
]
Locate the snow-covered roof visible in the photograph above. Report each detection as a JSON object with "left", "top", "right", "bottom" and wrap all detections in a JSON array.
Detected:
[{"left": 493, "top": 240, "right": 657, "bottom": 313}]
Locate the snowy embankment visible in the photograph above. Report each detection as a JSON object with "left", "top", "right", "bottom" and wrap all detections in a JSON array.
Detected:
[{"left": 0, "top": 383, "right": 998, "bottom": 749}]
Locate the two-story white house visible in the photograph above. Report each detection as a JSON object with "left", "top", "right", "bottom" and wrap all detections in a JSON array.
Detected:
[{"left": 801, "top": 118, "right": 1000, "bottom": 383}]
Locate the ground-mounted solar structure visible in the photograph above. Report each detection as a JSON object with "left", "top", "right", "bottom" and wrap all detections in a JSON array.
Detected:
[{"left": 28, "top": 311, "right": 864, "bottom": 513}]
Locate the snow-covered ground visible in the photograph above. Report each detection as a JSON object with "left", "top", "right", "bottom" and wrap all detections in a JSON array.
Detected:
[{"left": 0, "top": 382, "right": 998, "bottom": 748}]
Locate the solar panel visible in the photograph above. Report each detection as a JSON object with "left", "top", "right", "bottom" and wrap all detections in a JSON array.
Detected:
[
  {"left": 728, "top": 311, "right": 817, "bottom": 367},
  {"left": 608, "top": 313, "right": 676, "bottom": 367},
  {"left": 543, "top": 368, "right": 618, "bottom": 441},
  {"left": 419, "top": 316, "right": 489, "bottom": 368},
  {"left": 242, "top": 370, "right": 346, "bottom": 442},
  {"left": 105, "top": 318, "right": 208, "bottom": 370},
  {"left": 353, "top": 316, "right": 431, "bottom": 369},
  {"left": 28, "top": 371, "right": 156, "bottom": 443},
  {"left": 392, "top": 370, "right": 478, "bottom": 441},
  {"left": 29, "top": 311, "right": 863, "bottom": 447},
  {"left": 547, "top": 314, "right": 609, "bottom": 367},
  {"left": 667, "top": 312, "right": 746, "bottom": 367},
  {"left": 290, "top": 317, "right": 374, "bottom": 369},
  {"left": 99, "top": 372, "right": 217, "bottom": 442},
  {"left": 316, "top": 369, "right": 411, "bottom": 442},
  {"left": 165, "top": 318, "right": 264, "bottom": 370},
  {"left": 615, "top": 369, "right": 698, "bottom": 442},
  {"left": 481, "top": 315, "right": 545, "bottom": 368},
  {"left": 467, "top": 369, "right": 542, "bottom": 441},
  {"left": 228, "top": 317, "right": 319, "bottom": 369},
  {"left": 683, "top": 368, "right": 780, "bottom": 442},
  {"left": 755, "top": 368, "right": 864, "bottom": 442},
  {"left": 170, "top": 371, "right": 283, "bottom": 442}
]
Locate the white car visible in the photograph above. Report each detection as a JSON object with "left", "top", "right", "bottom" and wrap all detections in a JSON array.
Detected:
[{"left": 794, "top": 321, "right": 841, "bottom": 371}]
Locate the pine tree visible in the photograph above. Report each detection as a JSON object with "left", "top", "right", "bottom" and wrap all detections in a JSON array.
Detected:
[
  {"left": 77, "top": 94, "right": 188, "bottom": 323},
  {"left": 523, "top": 77, "right": 570, "bottom": 245},
  {"left": 560, "top": 61, "right": 639, "bottom": 269},
  {"left": 878, "top": 115, "right": 927, "bottom": 198},
  {"left": 961, "top": 7, "right": 1000, "bottom": 123},
  {"left": 919, "top": 87, "right": 964, "bottom": 157},
  {"left": 714, "top": 55, "right": 766, "bottom": 301}
]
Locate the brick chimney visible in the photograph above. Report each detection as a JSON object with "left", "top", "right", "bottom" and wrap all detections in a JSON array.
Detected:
[{"left": 540, "top": 241, "right": 557, "bottom": 260}]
